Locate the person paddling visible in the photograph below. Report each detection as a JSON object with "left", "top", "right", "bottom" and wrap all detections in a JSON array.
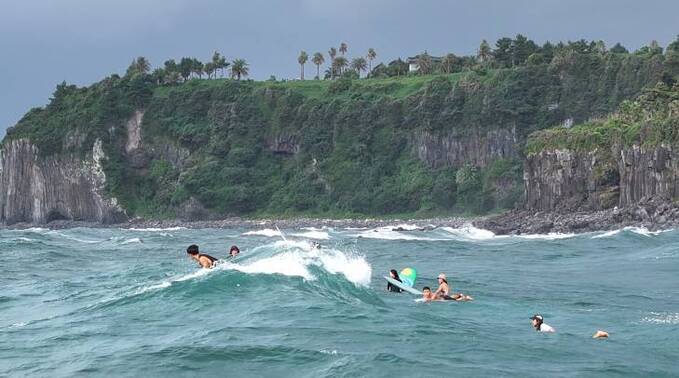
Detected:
[
  {"left": 186, "top": 244, "right": 218, "bottom": 269},
  {"left": 386, "top": 269, "right": 403, "bottom": 293}
]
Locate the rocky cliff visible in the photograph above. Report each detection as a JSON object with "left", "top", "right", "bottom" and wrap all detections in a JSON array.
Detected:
[
  {"left": 0, "top": 138, "right": 126, "bottom": 225},
  {"left": 524, "top": 77, "right": 679, "bottom": 213}
]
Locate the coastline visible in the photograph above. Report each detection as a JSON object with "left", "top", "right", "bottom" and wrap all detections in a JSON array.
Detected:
[{"left": 3, "top": 199, "right": 679, "bottom": 234}]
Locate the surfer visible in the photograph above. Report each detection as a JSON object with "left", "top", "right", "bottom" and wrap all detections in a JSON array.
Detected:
[
  {"left": 386, "top": 269, "right": 403, "bottom": 293},
  {"left": 421, "top": 287, "right": 437, "bottom": 302},
  {"left": 186, "top": 244, "right": 218, "bottom": 269},
  {"left": 530, "top": 314, "right": 556, "bottom": 333},
  {"left": 228, "top": 245, "right": 240, "bottom": 258},
  {"left": 433, "top": 273, "right": 473, "bottom": 301}
]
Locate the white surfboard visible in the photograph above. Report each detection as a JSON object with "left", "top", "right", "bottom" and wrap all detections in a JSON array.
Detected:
[{"left": 384, "top": 276, "right": 422, "bottom": 295}]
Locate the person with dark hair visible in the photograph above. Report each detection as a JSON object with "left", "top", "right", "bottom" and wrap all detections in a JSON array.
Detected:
[
  {"left": 422, "top": 286, "right": 436, "bottom": 302},
  {"left": 530, "top": 314, "right": 556, "bottom": 333},
  {"left": 386, "top": 269, "right": 403, "bottom": 293},
  {"left": 228, "top": 245, "right": 240, "bottom": 258},
  {"left": 186, "top": 244, "right": 219, "bottom": 269}
]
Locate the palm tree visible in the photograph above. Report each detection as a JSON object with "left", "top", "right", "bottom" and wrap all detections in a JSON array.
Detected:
[
  {"left": 191, "top": 58, "right": 204, "bottom": 79},
  {"left": 230, "top": 58, "right": 249, "bottom": 80},
  {"left": 218, "top": 56, "right": 229, "bottom": 78},
  {"left": 477, "top": 40, "right": 492, "bottom": 64},
  {"left": 367, "top": 48, "right": 377, "bottom": 73},
  {"left": 441, "top": 53, "right": 457, "bottom": 74},
  {"left": 416, "top": 52, "right": 432, "bottom": 75},
  {"left": 328, "top": 48, "right": 338, "bottom": 78},
  {"left": 339, "top": 42, "right": 348, "bottom": 56},
  {"left": 298, "top": 51, "right": 309, "bottom": 80},
  {"left": 211, "top": 51, "right": 224, "bottom": 78},
  {"left": 204, "top": 62, "right": 215, "bottom": 79},
  {"left": 127, "top": 56, "right": 151, "bottom": 75},
  {"left": 333, "top": 56, "right": 348, "bottom": 76},
  {"left": 312, "top": 52, "right": 325, "bottom": 79},
  {"left": 350, "top": 57, "right": 367, "bottom": 77}
]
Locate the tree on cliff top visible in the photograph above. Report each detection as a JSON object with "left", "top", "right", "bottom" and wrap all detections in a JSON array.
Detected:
[
  {"left": 367, "top": 48, "right": 377, "bottom": 72},
  {"left": 298, "top": 51, "right": 308, "bottom": 80},
  {"left": 126, "top": 57, "right": 151, "bottom": 76},
  {"left": 230, "top": 59, "right": 249, "bottom": 80},
  {"left": 350, "top": 57, "right": 367, "bottom": 77},
  {"left": 312, "top": 52, "right": 325, "bottom": 80},
  {"left": 339, "top": 42, "right": 348, "bottom": 56}
]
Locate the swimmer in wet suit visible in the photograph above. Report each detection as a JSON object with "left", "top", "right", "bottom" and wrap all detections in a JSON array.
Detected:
[
  {"left": 186, "top": 244, "right": 219, "bottom": 269},
  {"left": 386, "top": 269, "right": 403, "bottom": 293}
]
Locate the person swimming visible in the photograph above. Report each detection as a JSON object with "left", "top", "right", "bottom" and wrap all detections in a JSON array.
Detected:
[
  {"left": 530, "top": 314, "right": 556, "bottom": 333},
  {"left": 434, "top": 273, "right": 473, "bottom": 301},
  {"left": 386, "top": 269, "right": 403, "bottom": 293},
  {"left": 186, "top": 244, "right": 219, "bottom": 269},
  {"left": 228, "top": 245, "right": 240, "bottom": 258},
  {"left": 422, "top": 286, "right": 437, "bottom": 302}
]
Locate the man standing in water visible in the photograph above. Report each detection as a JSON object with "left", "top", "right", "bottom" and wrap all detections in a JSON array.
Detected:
[{"left": 186, "top": 245, "right": 219, "bottom": 269}]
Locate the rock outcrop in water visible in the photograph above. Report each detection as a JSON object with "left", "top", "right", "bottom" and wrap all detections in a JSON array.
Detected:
[{"left": 0, "top": 138, "right": 126, "bottom": 225}]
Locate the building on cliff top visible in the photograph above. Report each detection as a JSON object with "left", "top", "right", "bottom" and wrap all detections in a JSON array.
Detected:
[{"left": 406, "top": 53, "right": 443, "bottom": 72}]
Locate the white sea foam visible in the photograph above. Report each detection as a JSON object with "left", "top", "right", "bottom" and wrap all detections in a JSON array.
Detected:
[
  {"left": 626, "top": 226, "right": 670, "bottom": 236},
  {"left": 357, "top": 226, "right": 439, "bottom": 241},
  {"left": 47, "top": 231, "right": 101, "bottom": 244},
  {"left": 592, "top": 226, "right": 671, "bottom": 239},
  {"left": 592, "top": 229, "right": 622, "bottom": 239},
  {"left": 291, "top": 230, "right": 330, "bottom": 240},
  {"left": 440, "top": 225, "right": 496, "bottom": 240},
  {"left": 128, "top": 227, "right": 186, "bottom": 232},
  {"left": 119, "top": 237, "right": 143, "bottom": 245},
  {"left": 225, "top": 241, "right": 372, "bottom": 286},
  {"left": 641, "top": 312, "right": 679, "bottom": 324},
  {"left": 243, "top": 229, "right": 282, "bottom": 237},
  {"left": 514, "top": 232, "right": 576, "bottom": 240}
]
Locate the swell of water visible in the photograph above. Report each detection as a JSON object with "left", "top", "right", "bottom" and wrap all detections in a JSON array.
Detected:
[{"left": 2, "top": 224, "right": 678, "bottom": 376}]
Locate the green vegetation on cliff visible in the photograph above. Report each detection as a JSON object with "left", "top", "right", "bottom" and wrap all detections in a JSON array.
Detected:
[{"left": 6, "top": 37, "right": 678, "bottom": 220}]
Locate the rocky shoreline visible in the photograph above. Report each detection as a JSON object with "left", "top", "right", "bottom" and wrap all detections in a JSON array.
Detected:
[
  {"left": 3, "top": 199, "right": 678, "bottom": 234},
  {"left": 475, "top": 199, "right": 679, "bottom": 235}
]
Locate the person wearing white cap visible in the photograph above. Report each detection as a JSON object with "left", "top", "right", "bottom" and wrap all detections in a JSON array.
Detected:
[
  {"left": 530, "top": 314, "right": 556, "bottom": 333},
  {"left": 433, "top": 273, "right": 473, "bottom": 301}
]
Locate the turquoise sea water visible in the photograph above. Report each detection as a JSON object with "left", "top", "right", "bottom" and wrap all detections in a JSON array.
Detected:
[{"left": 2, "top": 225, "right": 678, "bottom": 377}]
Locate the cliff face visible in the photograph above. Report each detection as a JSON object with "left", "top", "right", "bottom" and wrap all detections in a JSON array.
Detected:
[
  {"left": 618, "top": 145, "right": 679, "bottom": 206},
  {"left": 413, "top": 128, "right": 517, "bottom": 169},
  {"left": 525, "top": 144, "right": 679, "bottom": 212},
  {"left": 0, "top": 139, "right": 126, "bottom": 225}
]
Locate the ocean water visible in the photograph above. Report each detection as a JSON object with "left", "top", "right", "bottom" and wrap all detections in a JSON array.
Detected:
[{"left": 2, "top": 224, "right": 678, "bottom": 377}]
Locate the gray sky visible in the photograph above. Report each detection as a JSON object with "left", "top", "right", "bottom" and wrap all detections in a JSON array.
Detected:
[{"left": 1, "top": 0, "right": 677, "bottom": 135}]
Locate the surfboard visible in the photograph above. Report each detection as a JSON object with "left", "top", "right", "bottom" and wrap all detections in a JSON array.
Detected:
[
  {"left": 399, "top": 267, "right": 417, "bottom": 287},
  {"left": 384, "top": 276, "right": 422, "bottom": 295}
]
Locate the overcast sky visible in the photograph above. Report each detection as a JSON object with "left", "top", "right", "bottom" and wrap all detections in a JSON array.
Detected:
[{"left": 1, "top": 0, "right": 677, "bottom": 135}]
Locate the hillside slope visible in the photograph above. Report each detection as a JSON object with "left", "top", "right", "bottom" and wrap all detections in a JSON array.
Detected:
[{"left": 1, "top": 50, "right": 674, "bottom": 224}]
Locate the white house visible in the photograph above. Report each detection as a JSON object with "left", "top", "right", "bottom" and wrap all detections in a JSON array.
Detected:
[{"left": 406, "top": 53, "right": 443, "bottom": 72}]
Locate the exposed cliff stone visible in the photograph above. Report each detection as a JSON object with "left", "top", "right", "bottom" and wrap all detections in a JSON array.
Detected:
[
  {"left": 413, "top": 128, "right": 517, "bottom": 169},
  {"left": 618, "top": 144, "right": 679, "bottom": 206},
  {"left": 525, "top": 149, "right": 601, "bottom": 211},
  {"left": 0, "top": 139, "right": 126, "bottom": 225},
  {"left": 266, "top": 134, "right": 300, "bottom": 155},
  {"left": 524, "top": 144, "right": 679, "bottom": 212}
]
